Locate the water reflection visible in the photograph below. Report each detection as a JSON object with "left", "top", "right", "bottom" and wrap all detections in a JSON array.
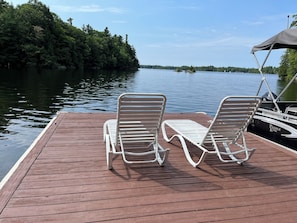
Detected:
[
  {"left": 52, "top": 70, "right": 137, "bottom": 112},
  {"left": 0, "top": 69, "right": 137, "bottom": 134},
  {"left": 0, "top": 68, "right": 137, "bottom": 178}
]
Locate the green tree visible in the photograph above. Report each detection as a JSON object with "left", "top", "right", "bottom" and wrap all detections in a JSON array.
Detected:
[
  {"left": 0, "top": 3, "right": 23, "bottom": 68},
  {"left": 287, "top": 48, "right": 297, "bottom": 79},
  {"left": 0, "top": 0, "right": 9, "bottom": 12},
  {"left": 0, "top": 0, "right": 139, "bottom": 70},
  {"left": 279, "top": 50, "right": 289, "bottom": 80},
  {"left": 279, "top": 14, "right": 297, "bottom": 81},
  {"left": 15, "top": 0, "right": 57, "bottom": 68}
]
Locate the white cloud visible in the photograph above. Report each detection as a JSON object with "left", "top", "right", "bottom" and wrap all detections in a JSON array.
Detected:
[
  {"left": 112, "top": 20, "right": 127, "bottom": 24},
  {"left": 52, "top": 5, "right": 125, "bottom": 13},
  {"left": 242, "top": 20, "right": 265, "bottom": 26},
  {"left": 145, "top": 35, "right": 256, "bottom": 51},
  {"left": 242, "top": 13, "right": 292, "bottom": 27},
  {"left": 146, "top": 44, "right": 162, "bottom": 48}
]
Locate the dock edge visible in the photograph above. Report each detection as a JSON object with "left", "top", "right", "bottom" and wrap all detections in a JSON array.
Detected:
[{"left": 0, "top": 116, "right": 57, "bottom": 190}]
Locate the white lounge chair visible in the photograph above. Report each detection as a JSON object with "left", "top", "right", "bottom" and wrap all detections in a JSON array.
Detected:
[
  {"left": 103, "top": 93, "right": 169, "bottom": 170},
  {"left": 161, "top": 96, "right": 262, "bottom": 167}
]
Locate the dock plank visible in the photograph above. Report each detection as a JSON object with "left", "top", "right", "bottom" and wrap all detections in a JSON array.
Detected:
[{"left": 1, "top": 112, "right": 297, "bottom": 222}]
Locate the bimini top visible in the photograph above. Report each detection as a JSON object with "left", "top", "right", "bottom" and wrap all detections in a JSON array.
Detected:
[{"left": 251, "top": 28, "right": 297, "bottom": 53}]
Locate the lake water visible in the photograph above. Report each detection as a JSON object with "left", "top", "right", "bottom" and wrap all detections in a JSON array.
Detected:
[{"left": 0, "top": 68, "right": 293, "bottom": 180}]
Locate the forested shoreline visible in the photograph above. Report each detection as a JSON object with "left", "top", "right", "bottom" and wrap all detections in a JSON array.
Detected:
[
  {"left": 140, "top": 64, "right": 277, "bottom": 74},
  {"left": 0, "top": 0, "right": 139, "bottom": 70}
]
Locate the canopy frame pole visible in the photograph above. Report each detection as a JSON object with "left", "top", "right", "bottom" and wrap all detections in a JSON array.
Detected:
[
  {"left": 253, "top": 44, "right": 281, "bottom": 112},
  {"left": 253, "top": 52, "right": 265, "bottom": 96}
]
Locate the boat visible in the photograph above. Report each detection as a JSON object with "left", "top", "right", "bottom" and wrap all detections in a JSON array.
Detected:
[{"left": 249, "top": 28, "right": 297, "bottom": 143}]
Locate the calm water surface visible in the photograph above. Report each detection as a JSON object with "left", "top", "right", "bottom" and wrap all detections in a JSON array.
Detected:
[{"left": 0, "top": 68, "right": 294, "bottom": 180}]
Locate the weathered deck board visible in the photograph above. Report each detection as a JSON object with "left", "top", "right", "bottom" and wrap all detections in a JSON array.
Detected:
[{"left": 1, "top": 112, "right": 297, "bottom": 222}]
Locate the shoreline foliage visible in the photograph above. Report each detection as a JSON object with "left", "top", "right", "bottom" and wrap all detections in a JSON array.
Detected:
[
  {"left": 278, "top": 15, "right": 297, "bottom": 81},
  {"left": 0, "top": 0, "right": 139, "bottom": 70},
  {"left": 140, "top": 65, "right": 277, "bottom": 74}
]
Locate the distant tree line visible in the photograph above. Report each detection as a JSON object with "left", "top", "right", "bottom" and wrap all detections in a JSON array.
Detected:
[
  {"left": 0, "top": 0, "right": 139, "bottom": 70},
  {"left": 279, "top": 15, "right": 297, "bottom": 81},
  {"left": 195, "top": 65, "right": 276, "bottom": 74},
  {"left": 140, "top": 65, "right": 277, "bottom": 74}
]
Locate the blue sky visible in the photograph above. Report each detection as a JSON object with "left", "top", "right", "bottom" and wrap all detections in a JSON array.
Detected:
[{"left": 10, "top": 0, "right": 295, "bottom": 67}]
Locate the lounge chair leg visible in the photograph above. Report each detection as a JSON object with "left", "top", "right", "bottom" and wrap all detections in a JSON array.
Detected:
[
  {"left": 162, "top": 120, "right": 209, "bottom": 167},
  {"left": 157, "top": 149, "right": 169, "bottom": 166},
  {"left": 165, "top": 132, "right": 206, "bottom": 167},
  {"left": 211, "top": 135, "right": 256, "bottom": 164},
  {"left": 105, "top": 135, "right": 113, "bottom": 170}
]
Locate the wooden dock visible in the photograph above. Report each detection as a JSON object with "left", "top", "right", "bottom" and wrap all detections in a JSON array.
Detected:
[{"left": 1, "top": 112, "right": 297, "bottom": 222}]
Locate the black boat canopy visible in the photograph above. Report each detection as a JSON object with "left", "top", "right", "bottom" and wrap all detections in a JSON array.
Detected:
[{"left": 251, "top": 28, "right": 297, "bottom": 53}]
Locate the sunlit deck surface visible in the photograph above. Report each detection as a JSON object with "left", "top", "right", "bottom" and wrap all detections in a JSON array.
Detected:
[{"left": 1, "top": 112, "right": 297, "bottom": 222}]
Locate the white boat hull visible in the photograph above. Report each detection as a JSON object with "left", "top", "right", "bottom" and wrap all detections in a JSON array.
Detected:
[{"left": 251, "top": 107, "right": 297, "bottom": 140}]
